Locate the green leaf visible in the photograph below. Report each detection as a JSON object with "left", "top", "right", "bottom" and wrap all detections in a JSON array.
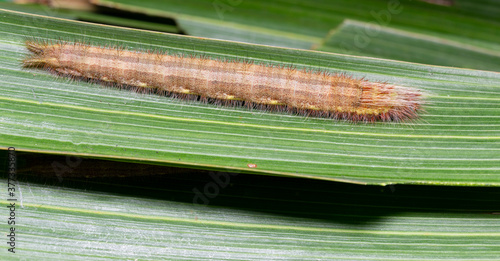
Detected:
[
  {"left": 0, "top": 1, "right": 181, "bottom": 34},
  {"left": 0, "top": 154, "right": 499, "bottom": 260},
  {"left": 0, "top": 8, "right": 499, "bottom": 186},
  {"left": 1, "top": 5, "right": 499, "bottom": 260},
  {"left": 316, "top": 19, "right": 500, "bottom": 71},
  {"left": 90, "top": 0, "right": 500, "bottom": 53}
]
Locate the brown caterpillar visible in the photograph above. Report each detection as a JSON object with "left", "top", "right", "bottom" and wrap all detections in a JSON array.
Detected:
[{"left": 23, "top": 40, "right": 422, "bottom": 122}]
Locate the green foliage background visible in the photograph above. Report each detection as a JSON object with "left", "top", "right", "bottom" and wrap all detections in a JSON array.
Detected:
[{"left": 0, "top": 0, "right": 499, "bottom": 260}]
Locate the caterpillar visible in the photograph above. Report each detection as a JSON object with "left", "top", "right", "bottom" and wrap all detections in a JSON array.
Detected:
[{"left": 23, "top": 40, "right": 422, "bottom": 122}]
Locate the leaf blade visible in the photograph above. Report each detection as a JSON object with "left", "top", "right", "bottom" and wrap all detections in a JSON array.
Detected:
[{"left": 0, "top": 8, "right": 499, "bottom": 185}]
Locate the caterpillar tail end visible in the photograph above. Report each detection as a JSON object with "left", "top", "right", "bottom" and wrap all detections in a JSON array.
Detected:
[{"left": 357, "top": 81, "right": 423, "bottom": 122}]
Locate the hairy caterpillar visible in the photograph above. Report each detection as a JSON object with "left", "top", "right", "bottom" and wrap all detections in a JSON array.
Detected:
[{"left": 23, "top": 40, "right": 422, "bottom": 122}]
